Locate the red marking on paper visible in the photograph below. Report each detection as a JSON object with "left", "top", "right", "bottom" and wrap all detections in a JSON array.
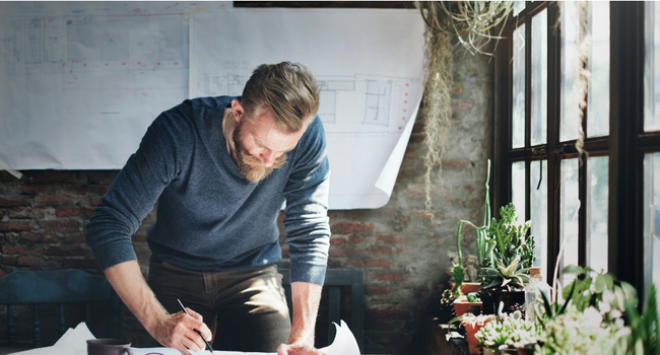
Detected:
[
  {"left": 83, "top": 63, "right": 87, "bottom": 67},
  {"left": 105, "top": 63, "right": 108, "bottom": 66},
  {"left": 175, "top": 62, "right": 178, "bottom": 65},
  {"left": 404, "top": 100, "right": 407, "bottom": 104},
  {"left": 405, "top": 93, "right": 408, "bottom": 96},
  {"left": 402, "top": 117, "right": 405, "bottom": 120},
  {"left": 406, "top": 83, "right": 409, "bottom": 86},
  {"left": 122, "top": 62, "right": 126, "bottom": 65},
  {"left": 157, "top": 62, "right": 161, "bottom": 65},
  {"left": 398, "top": 126, "right": 402, "bottom": 130},
  {"left": 62, "top": 63, "right": 65, "bottom": 67},
  {"left": 137, "top": 61, "right": 141, "bottom": 65}
]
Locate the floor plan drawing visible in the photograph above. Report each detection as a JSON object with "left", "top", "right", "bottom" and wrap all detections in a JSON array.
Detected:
[{"left": 364, "top": 79, "right": 392, "bottom": 126}]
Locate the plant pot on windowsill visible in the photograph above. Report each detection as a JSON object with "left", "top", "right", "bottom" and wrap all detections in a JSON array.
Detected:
[
  {"left": 454, "top": 300, "right": 483, "bottom": 317},
  {"left": 461, "top": 282, "right": 482, "bottom": 294},
  {"left": 515, "top": 344, "right": 536, "bottom": 355}
]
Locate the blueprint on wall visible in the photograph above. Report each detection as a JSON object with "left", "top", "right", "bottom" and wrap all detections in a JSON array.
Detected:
[
  {"left": 0, "top": 3, "right": 425, "bottom": 210},
  {"left": 190, "top": 8, "right": 425, "bottom": 209},
  {"left": 0, "top": 1, "right": 228, "bottom": 169}
]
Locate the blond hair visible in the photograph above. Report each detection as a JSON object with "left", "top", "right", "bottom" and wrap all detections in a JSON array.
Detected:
[{"left": 241, "top": 62, "right": 320, "bottom": 133}]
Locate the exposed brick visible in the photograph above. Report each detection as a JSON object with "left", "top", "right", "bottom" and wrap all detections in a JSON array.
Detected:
[
  {"left": 442, "top": 160, "right": 468, "bottom": 170},
  {"left": 0, "top": 269, "right": 6, "bottom": 278},
  {"left": 349, "top": 236, "right": 364, "bottom": 244},
  {"left": 39, "top": 220, "right": 80, "bottom": 231},
  {"left": 24, "top": 171, "right": 79, "bottom": 183},
  {"left": 8, "top": 207, "right": 48, "bottom": 219},
  {"left": 366, "top": 285, "right": 391, "bottom": 295},
  {"left": 56, "top": 208, "right": 81, "bottom": 218},
  {"left": 328, "top": 248, "right": 368, "bottom": 258},
  {"left": 0, "top": 221, "right": 31, "bottom": 232},
  {"left": 34, "top": 195, "right": 73, "bottom": 206},
  {"left": 372, "top": 247, "right": 393, "bottom": 256},
  {"left": 452, "top": 86, "right": 463, "bottom": 95},
  {"left": 330, "top": 238, "right": 346, "bottom": 246},
  {"left": 372, "top": 272, "right": 408, "bottom": 282},
  {"left": 0, "top": 196, "right": 30, "bottom": 207},
  {"left": 62, "top": 258, "right": 99, "bottom": 268},
  {"left": 17, "top": 256, "right": 48, "bottom": 266},
  {"left": 2, "top": 244, "right": 27, "bottom": 254},
  {"left": 88, "top": 195, "right": 103, "bottom": 207},
  {"left": 331, "top": 222, "right": 374, "bottom": 234},
  {"left": 367, "top": 309, "right": 413, "bottom": 321},
  {"left": 3, "top": 256, "right": 17, "bottom": 265},
  {"left": 409, "top": 133, "right": 425, "bottom": 144},
  {"left": 463, "top": 184, "right": 474, "bottom": 194},
  {"left": 72, "top": 234, "right": 86, "bottom": 243},
  {"left": 22, "top": 184, "right": 62, "bottom": 194},
  {"left": 347, "top": 260, "right": 388, "bottom": 268},
  {"left": 327, "top": 259, "right": 342, "bottom": 268},
  {"left": 45, "top": 245, "right": 90, "bottom": 256},
  {"left": 21, "top": 232, "right": 61, "bottom": 243},
  {"left": 376, "top": 235, "right": 397, "bottom": 244},
  {"left": 81, "top": 208, "right": 96, "bottom": 218},
  {"left": 131, "top": 233, "right": 147, "bottom": 242}
]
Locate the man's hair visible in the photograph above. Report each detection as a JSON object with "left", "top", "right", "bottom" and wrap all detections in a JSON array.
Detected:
[{"left": 241, "top": 62, "right": 320, "bottom": 133}]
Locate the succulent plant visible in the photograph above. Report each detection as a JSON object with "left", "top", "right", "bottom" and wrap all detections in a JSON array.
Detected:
[
  {"left": 439, "top": 289, "right": 457, "bottom": 323},
  {"left": 480, "top": 255, "right": 530, "bottom": 291}
]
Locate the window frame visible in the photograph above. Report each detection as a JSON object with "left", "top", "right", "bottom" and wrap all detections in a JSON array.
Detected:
[{"left": 493, "top": 1, "right": 660, "bottom": 302}]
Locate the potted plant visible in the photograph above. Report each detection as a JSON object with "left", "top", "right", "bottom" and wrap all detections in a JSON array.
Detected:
[
  {"left": 458, "top": 313, "right": 496, "bottom": 354},
  {"left": 454, "top": 292, "right": 483, "bottom": 317},
  {"left": 475, "top": 307, "right": 538, "bottom": 355},
  {"left": 479, "top": 203, "right": 535, "bottom": 314},
  {"left": 452, "top": 159, "right": 496, "bottom": 297}
]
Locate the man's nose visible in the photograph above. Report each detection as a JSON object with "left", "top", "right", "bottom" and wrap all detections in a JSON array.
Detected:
[{"left": 261, "top": 149, "right": 277, "bottom": 167}]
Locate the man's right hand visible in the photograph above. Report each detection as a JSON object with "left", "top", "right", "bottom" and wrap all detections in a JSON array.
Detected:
[
  {"left": 103, "top": 261, "right": 212, "bottom": 355},
  {"left": 148, "top": 308, "right": 213, "bottom": 355}
]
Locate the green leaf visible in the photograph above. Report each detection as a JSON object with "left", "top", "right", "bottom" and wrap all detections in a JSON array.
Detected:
[
  {"left": 540, "top": 291, "right": 554, "bottom": 319},
  {"left": 562, "top": 265, "right": 586, "bottom": 275},
  {"left": 559, "top": 279, "right": 578, "bottom": 315},
  {"left": 595, "top": 274, "right": 607, "bottom": 293}
]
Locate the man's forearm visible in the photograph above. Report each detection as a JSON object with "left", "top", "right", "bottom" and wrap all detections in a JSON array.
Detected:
[
  {"left": 288, "top": 282, "right": 323, "bottom": 346},
  {"left": 103, "top": 260, "right": 168, "bottom": 333}
]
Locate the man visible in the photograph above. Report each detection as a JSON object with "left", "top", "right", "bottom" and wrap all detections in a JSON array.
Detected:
[{"left": 86, "top": 62, "right": 330, "bottom": 355}]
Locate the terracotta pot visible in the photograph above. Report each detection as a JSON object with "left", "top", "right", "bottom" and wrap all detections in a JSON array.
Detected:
[
  {"left": 454, "top": 300, "right": 483, "bottom": 317},
  {"left": 515, "top": 344, "right": 536, "bottom": 355},
  {"left": 464, "top": 322, "right": 485, "bottom": 354},
  {"left": 461, "top": 282, "right": 482, "bottom": 294}
]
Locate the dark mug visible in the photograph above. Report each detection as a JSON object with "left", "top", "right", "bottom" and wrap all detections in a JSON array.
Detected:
[{"left": 87, "top": 339, "right": 134, "bottom": 355}]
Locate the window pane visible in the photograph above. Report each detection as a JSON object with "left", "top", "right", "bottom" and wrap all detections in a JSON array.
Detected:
[
  {"left": 560, "top": 158, "right": 579, "bottom": 284},
  {"left": 645, "top": 153, "right": 660, "bottom": 308},
  {"left": 588, "top": 2, "right": 610, "bottom": 137},
  {"left": 513, "top": 1, "right": 526, "bottom": 17},
  {"left": 561, "top": 3, "right": 580, "bottom": 142},
  {"left": 531, "top": 160, "right": 548, "bottom": 275},
  {"left": 512, "top": 25, "right": 526, "bottom": 149},
  {"left": 532, "top": 10, "right": 548, "bottom": 146},
  {"left": 512, "top": 161, "right": 526, "bottom": 219},
  {"left": 587, "top": 156, "right": 608, "bottom": 273},
  {"left": 645, "top": 2, "right": 660, "bottom": 131}
]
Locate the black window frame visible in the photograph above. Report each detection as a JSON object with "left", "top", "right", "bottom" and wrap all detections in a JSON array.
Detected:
[{"left": 493, "top": 1, "right": 660, "bottom": 303}]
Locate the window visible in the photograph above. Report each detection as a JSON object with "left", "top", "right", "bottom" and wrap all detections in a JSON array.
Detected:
[{"left": 494, "top": 2, "right": 660, "bottom": 299}]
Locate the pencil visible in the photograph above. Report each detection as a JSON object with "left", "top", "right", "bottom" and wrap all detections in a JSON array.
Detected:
[{"left": 176, "top": 299, "right": 214, "bottom": 354}]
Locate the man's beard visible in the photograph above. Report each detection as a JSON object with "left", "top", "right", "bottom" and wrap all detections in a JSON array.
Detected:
[{"left": 233, "top": 121, "right": 287, "bottom": 183}]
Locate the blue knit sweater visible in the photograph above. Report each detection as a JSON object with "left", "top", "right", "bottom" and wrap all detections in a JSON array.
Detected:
[{"left": 86, "top": 96, "right": 331, "bottom": 285}]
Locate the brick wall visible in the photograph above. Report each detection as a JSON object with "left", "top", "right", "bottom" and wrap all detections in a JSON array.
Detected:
[{"left": 0, "top": 50, "right": 492, "bottom": 353}]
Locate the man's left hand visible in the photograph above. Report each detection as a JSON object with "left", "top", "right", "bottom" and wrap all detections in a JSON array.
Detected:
[{"left": 277, "top": 343, "right": 325, "bottom": 355}]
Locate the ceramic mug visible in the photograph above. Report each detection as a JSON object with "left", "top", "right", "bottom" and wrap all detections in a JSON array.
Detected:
[{"left": 87, "top": 339, "right": 134, "bottom": 355}]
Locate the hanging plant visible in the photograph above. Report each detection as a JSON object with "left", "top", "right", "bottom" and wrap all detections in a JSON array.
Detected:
[{"left": 414, "top": 1, "right": 515, "bottom": 214}]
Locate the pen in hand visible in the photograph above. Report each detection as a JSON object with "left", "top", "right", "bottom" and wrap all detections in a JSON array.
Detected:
[{"left": 177, "top": 299, "right": 214, "bottom": 354}]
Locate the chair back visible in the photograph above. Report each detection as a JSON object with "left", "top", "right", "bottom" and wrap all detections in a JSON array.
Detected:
[
  {"left": 0, "top": 269, "right": 120, "bottom": 347},
  {"left": 279, "top": 268, "right": 364, "bottom": 351}
]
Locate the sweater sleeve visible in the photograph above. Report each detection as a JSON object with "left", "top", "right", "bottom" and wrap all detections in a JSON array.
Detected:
[
  {"left": 85, "top": 101, "right": 195, "bottom": 270},
  {"left": 283, "top": 117, "right": 331, "bottom": 285}
]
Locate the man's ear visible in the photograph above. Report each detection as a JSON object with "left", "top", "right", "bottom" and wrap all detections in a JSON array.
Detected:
[{"left": 230, "top": 99, "right": 245, "bottom": 123}]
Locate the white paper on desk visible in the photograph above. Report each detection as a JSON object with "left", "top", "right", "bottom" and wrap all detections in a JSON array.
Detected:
[
  {"left": 9, "top": 322, "right": 95, "bottom": 355},
  {"left": 130, "top": 320, "right": 360, "bottom": 355},
  {"left": 190, "top": 8, "right": 425, "bottom": 210}
]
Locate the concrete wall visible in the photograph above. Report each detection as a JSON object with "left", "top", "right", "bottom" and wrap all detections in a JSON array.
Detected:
[{"left": 0, "top": 49, "right": 492, "bottom": 354}]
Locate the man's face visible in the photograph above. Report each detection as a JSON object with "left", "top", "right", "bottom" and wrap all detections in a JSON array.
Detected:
[{"left": 232, "top": 107, "right": 307, "bottom": 183}]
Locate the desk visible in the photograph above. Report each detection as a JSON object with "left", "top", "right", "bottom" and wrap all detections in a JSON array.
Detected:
[{"left": 0, "top": 347, "right": 30, "bottom": 355}]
